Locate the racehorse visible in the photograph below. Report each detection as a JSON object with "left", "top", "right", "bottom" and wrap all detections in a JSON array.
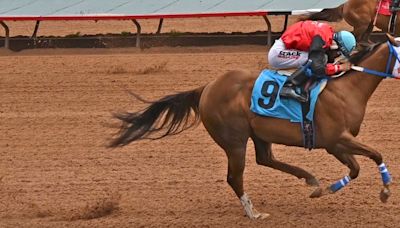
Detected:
[
  {"left": 109, "top": 35, "right": 397, "bottom": 219},
  {"left": 302, "top": 0, "right": 400, "bottom": 45}
]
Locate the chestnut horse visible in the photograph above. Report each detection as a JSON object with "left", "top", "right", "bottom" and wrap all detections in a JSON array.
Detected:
[
  {"left": 109, "top": 36, "right": 398, "bottom": 219},
  {"left": 303, "top": 0, "right": 400, "bottom": 44}
]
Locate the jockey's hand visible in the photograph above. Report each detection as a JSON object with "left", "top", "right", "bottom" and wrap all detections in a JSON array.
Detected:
[{"left": 339, "top": 62, "right": 352, "bottom": 72}]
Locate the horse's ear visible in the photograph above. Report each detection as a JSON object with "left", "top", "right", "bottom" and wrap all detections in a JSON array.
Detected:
[{"left": 386, "top": 33, "right": 400, "bottom": 47}]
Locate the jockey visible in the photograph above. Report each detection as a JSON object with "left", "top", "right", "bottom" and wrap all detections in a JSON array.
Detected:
[
  {"left": 391, "top": 0, "right": 400, "bottom": 11},
  {"left": 268, "top": 20, "right": 356, "bottom": 102}
]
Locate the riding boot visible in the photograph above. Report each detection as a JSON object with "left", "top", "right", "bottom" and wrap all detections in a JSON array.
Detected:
[{"left": 280, "top": 67, "right": 309, "bottom": 103}]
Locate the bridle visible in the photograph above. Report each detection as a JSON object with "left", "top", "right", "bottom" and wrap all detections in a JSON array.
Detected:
[{"left": 349, "top": 41, "right": 400, "bottom": 79}]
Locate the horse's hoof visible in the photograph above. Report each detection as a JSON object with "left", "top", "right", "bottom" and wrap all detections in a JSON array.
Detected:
[
  {"left": 254, "top": 213, "right": 270, "bottom": 220},
  {"left": 251, "top": 209, "right": 270, "bottom": 220},
  {"left": 380, "top": 187, "right": 391, "bottom": 203},
  {"left": 306, "top": 177, "right": 320, "bottom": 187},
  {"left": 310, "top": 187, "right": 323, "bottom": 198}
]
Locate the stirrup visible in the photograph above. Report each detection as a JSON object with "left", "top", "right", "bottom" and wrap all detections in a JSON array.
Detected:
[{"left": 280, "top": 86, "right": 309, "bottom": 103}]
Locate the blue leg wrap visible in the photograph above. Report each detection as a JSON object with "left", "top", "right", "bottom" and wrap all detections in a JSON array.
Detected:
[
  {"left": 330, "top": 176, "right": 351, "bottom": 193},
  {"left": 379, "top": 163, "right": 392, "bottom": 185}
]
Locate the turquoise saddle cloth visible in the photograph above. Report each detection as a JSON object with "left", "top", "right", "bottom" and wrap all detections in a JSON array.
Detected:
[{"left": 250, "top": 69, "right": 327, "bottom": 122}]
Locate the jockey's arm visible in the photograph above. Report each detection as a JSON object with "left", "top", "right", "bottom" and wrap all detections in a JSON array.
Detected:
[
  {"left": 309, "top": 35, "right": 352, "bottom": 76},
  {"left": 308, "top": 35, "right": 328, "bottom": 75}
]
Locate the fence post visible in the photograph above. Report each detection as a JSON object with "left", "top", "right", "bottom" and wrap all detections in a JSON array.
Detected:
[
  {"left": 0, "top": 21, "right": 10, "bottom": 49},
  {"left": 132, "top": 19, "right": 141, "bottom": 48},
  {"left": 263, "top": 15, "right": 272, "bottom": 47},
  {"left": 156, "top": 18, "right": 164, "bottom": 34}
]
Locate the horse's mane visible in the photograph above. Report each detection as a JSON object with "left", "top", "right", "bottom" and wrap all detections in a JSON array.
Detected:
[{"left": 348, "top": 42, "right": 384, "bottom": 64}]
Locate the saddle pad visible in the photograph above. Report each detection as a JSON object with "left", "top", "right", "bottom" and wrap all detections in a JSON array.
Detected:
[
  {"left": 250, "top": 69, "right": 327, "bottom": 123},
  {"left": 378, "top": 0, "right": 391, "bottom": 16}
]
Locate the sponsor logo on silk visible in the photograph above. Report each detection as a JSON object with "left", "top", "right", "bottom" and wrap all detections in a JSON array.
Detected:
[{"left": 278, "top": 50, "right": 301, "bottom": 59}]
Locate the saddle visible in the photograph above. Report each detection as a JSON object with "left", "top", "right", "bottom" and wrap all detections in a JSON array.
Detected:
[{"left": 251, "top": 69, "right": 327, "bottom": 150}]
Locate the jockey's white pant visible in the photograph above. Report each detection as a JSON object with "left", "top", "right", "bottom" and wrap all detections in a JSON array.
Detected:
[{"left": 268, "top": 39, "right": 309, "bottom": 69}]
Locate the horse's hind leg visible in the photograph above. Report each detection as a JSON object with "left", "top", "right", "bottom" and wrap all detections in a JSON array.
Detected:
[
  {"left": 310, "top": 148, "right": 360, "bottom": 198},
  {"left": 202, "top": 120, "right": 269, "bottom": 219},
  {"left": 252, "top": 135, "right": 319, "bottom": 187},
  {"left": 225, "top": 144, "right": 269, "bottom": 219}
]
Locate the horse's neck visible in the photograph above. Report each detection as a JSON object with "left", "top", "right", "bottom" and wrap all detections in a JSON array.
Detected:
[{"left": 340, "top": 45, "right": 389, "bottom": 104}]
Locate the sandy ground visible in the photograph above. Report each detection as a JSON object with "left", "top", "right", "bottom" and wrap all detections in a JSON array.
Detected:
[{"left": 0, "top": 18, "right": 399, "bottom": 228}]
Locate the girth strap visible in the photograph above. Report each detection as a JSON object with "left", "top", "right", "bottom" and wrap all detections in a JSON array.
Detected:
[
  {"left": 389, "top": 13, "right": 398, "bottom": 37},
  {"left": 300, "top": 86, "right": 315, "bottom": 150}
]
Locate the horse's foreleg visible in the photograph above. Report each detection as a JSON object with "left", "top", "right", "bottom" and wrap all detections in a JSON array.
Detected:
[
  {"left": 310, "top": 148, "right": 360, "bottom": 198},
  {"left": 252, "top": 135, "right": 319, "bottom": 187},
  {"left": 226, "top": 146, "right": 269, "bottom": 219},
  {"left": 337, "top": 133, "right": 392, "bottom": 202}
]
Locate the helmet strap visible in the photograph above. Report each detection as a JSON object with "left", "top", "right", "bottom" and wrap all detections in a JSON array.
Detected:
[{"left": 330, "top": 40, "right": 339, "bottom": 50}]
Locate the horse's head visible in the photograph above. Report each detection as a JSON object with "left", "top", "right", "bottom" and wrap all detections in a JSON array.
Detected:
[{"left": 348, "top": 34, "right": 400, "bottom": 79}]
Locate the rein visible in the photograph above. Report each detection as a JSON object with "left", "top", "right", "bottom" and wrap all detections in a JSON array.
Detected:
[
  {"left": 350, "top": 41, "right": 400, "bottom": 79},
  {"left": 373, "top": 0, "right": 382, "bottom": 26}
]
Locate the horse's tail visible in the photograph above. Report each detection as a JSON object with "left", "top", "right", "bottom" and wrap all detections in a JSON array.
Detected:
[
  {"left": 109, "top": 85, "right": 206, "bottom": 147},
  {"left": 299, "top": 4, "right": 344, "bottom": 22}
]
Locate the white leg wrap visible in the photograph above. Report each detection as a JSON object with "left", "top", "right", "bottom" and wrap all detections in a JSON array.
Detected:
[{"left": 240, "top": 193, "right": 260, "bottom": 219}]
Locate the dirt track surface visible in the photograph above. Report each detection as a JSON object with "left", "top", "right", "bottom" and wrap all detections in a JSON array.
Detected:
[
  {"left": 1, "top": 44, "right": 400, "bottom": 228},
  {"left": 1, "top": 15, "right": 400, "bottom": 227}
]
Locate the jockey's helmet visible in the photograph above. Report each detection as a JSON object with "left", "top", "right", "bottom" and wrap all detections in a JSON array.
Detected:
[{"left": 333, "top": 31, "right": 356, "bottom": 57}]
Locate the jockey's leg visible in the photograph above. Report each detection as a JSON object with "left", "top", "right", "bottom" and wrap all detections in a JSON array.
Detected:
[
  {"left": 268, "top": 38, "right": 309, "bottom": 69},
  {"left": 285, "top": 66, "right": 309, "bottom": 86},
  {"left": 280, "top": 67, "right": 309, "bottom": 102},
  {"left": 280, "top": 36, "right": 327, "bottom": 102},
  {"left": 268, "top": 40, "right": 309, "bottom": 102}
]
